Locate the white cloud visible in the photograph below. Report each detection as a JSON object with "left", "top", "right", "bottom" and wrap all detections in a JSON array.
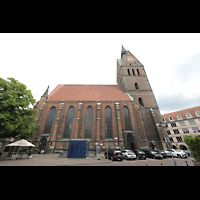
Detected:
[{"left": 0, "top": 33, "right": 200, "bottom": 113}]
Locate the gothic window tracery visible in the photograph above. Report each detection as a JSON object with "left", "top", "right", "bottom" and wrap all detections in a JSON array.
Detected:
[
  {"left": 63, "top": 106, "right": 74, "bottom": 139},
  {"left": 43, "top": 106, "right": 56, "bottom": 135}
]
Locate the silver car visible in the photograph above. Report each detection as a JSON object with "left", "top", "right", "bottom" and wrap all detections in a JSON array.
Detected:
[{"left": 121, "top": 150, "right": 136, "bottom": 160}]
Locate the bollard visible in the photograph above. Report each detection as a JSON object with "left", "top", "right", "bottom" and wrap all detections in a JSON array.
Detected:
[
  {"left": 161, "top": 163, "right": 163, "bottom": 166},
  {"left": 185, "top": 161, "right": 188, "bottom": 166}
]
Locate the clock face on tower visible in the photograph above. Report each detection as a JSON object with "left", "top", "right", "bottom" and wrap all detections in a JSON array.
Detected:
[{"left": 127, "top": 57, "right": 134, "bottom": 61}]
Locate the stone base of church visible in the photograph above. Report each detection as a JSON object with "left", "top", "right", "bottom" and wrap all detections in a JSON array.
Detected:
[{"left": 33, "top": 138, "right": 163, "bottom": 153}]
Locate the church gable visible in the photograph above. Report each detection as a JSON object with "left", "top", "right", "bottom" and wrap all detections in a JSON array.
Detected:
[{"left": 121, "top": 50, "right": 143, "bottom": 67}]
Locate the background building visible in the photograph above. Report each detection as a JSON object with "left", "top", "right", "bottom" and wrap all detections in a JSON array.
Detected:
[
  {"left": 33, "top": 46, "right": 167, "bottom": 152},
  {"left": 162, "top": 106, "right": 200, "bottom": 150}
]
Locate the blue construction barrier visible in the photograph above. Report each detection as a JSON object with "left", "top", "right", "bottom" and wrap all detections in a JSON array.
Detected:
[{"left": 67, "top": 140, "right": 89, "bottom": 158}]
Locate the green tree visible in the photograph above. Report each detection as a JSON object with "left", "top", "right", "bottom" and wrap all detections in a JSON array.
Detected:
[
  {"left": 183, "top": 135, "right": 200, "bottom": 162},
  {"left": 0, "top": 77, "right": 40, "bottom": 139}
]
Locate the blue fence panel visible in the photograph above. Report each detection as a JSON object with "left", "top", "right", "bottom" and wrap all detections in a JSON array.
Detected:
[{"left": 67, "top": 140, "right": 89, "bottom": 158}]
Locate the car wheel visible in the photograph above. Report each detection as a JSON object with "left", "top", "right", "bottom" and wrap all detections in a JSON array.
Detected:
[
  {"left": 137, "top": 156, "right": 140, "bottom": 160},
  {"left": 153, "top": 155, "right": 156, "bottom": 159},
  {"left": 177, "top": 154, "right": 181, "bottom": 158},
  {"left": 125, "top": 156, "right": 128, "bottom": 160},
  {"left": 111, "top": 156, "right": 114, "bottom": 161}
]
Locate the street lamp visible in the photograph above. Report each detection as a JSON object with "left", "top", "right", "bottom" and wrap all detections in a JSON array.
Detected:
[{"left": 156, "top": 122, "right": 177, "bottom": 166}]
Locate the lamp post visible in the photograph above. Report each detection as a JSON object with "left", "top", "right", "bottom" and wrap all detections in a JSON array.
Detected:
[{"left": 156, "top": 122, "right": 177, "bottom": 166}]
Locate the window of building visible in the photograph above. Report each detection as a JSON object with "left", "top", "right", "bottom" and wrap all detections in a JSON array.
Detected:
[
  {"left": 85, "top": 106, "right": 93, "bottom": 139},
  {"left": 171, "top": 122, "right": 177, "bottom": 127},
  {"left": 167, "top": 130, "right": 171, "bottom": 135},
  {"left": 43, "top": 106, "right": 56, "bottom": 135},
  {"left": 169, "top": 115, "right": 174, "bottom": 121},
  {"left": 182, "top": 128, "right": 189, "bottom": 133},
  {"left": 127, "top": 69, "right": 130, "bottom": 75},
  {"left": 63, "top": 106, "right": 74, "bottom": 139},
  {"left": 169, "top": 137, "right": 174, "bottom": 142},
  {"left": 123, "top": 106, "right": 131, "bottom": 130},
  {"left": 137, "top": 68, "right": 140, "bottom": 76},
  {"left": 177, "top": 113, "right": 183, "bottom": 120},
  {"left": 192, "top": 127, "right": 200, "bottom": 133},
  {"left": 105, "top": 106, "right": 112, "bottom": 139},
  {"left": 195, "top": 109, "right": 200, "bottom": 117},
  {"left": 179, "top": 121, "right": 186, "bottom": 126},
  {"left": 188, "top": 119, "right": 196, "bottom": 125},
  {"left": 138, "top": 97, "right": 144, "bottom": 107},
  {"left": 135, "top": 83, "right": 139, "bottom": 90},
  {"left": 176, "top": 137, "right": 183, "bottom": 142},
  {"left": 162, "top": 118, "right": 166, "bottom": 122},
  {"left": 132, "top": 69, "right": 135, "bottom": 76},
  {"left": 186, "top": 111, "right": 192, "bottom": 118},
  {"left": 173, "top": 129, "right": 180, "bottom": 134}
]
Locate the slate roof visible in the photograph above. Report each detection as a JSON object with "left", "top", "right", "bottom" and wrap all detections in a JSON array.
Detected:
[{"left": 48, "top": 84, "right": 132, "bottom": 102}]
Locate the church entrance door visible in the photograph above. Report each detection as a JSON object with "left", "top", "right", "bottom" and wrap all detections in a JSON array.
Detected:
[
  {"left": 38, "top": 137, "right": 47, "bottom": 151},
  {"left": 127, "top": 133, "right": 135, "bottom": 150}
]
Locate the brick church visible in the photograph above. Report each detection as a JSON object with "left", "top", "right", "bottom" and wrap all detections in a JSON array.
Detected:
[{"left": 33, "top": 46, "right": 168, "bottom": 152}]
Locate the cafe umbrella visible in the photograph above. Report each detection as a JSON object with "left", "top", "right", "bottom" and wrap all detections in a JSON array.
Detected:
[
  {"left": 6, "top": 139, "right": 35, "bottom": 147},
  {"left": 6, "top": 139, "right": 35, "bottom": 159}
]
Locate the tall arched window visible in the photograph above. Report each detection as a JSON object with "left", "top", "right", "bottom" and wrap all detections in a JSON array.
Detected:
[
  {"left": 43, "top": 106, "right": 56, "bottom": 135},
  {"left": 85, "top": 106, "right": 93, "bottom": 139},
  {"left": 137, "top": 68, "right": 140, "bottom": 76},
  {"left": 63, "top": 106, "right": 74, "bottom": 139},
  {"left": 127, "top": 69, "right": 130, "bottom": 75},
  {"left": 135, "top": 83, "right": 139, "bottom": 90},
  {"left": 105, "top": 106, "right": 112, "bottom": 139},
  {"left": 123, "top": 106, "right": 131, "bottom": 130},
  {"left": 139, "top": 97, "right": 144, "bottom": 107},
  {"left": 132, "top": 69, "right": 135, "bottom": 76}
]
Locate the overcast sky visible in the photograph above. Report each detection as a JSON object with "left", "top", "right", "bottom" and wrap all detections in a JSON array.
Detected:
[{"left": 0, "top": 33, "right": 200, "bottom": 115}]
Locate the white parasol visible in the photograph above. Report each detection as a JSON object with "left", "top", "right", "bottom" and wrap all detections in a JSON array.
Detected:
[{"left": 6, "top": 139, "right": 35, "bottom": 147}]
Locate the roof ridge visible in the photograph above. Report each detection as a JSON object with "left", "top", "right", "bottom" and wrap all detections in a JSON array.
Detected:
[{"left": 162, "top": 105, "right": 200, "bottom": 116}]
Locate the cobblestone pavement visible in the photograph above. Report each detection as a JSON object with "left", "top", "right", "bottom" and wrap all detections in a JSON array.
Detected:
[{"left": 0, "top": 154, "right": 195, "bottom": 166}]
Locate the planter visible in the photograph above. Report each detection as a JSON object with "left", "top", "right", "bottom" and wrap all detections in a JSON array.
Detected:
[{"left": 194, "top": 162, "right": 200, "bottom": 166}]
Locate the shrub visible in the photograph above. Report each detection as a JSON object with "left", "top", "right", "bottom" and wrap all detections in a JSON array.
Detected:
[{"left": 183, "top": 135, "right": 200, "bottom": 162}]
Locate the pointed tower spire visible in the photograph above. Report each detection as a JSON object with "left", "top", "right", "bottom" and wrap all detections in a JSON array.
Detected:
[
  {"left": 42, "top": 85, "right": 49, "bottom": 97},
  {"left": 121, "top": 45, "right": 127, "bottom": 59}
]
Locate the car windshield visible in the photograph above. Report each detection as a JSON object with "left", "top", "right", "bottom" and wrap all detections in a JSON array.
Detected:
[
  {"left": 151, "top": 151, "right": 157, "bottom": 154},
  {"left": 127, "top": 150, "right": 133, "bottom": 153}
]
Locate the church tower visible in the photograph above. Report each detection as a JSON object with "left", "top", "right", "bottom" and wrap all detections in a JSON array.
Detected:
[{"left": 117, "top": 45, "right": 168, "bottom": 149}]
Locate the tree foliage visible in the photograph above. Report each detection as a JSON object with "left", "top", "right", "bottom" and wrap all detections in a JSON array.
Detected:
[
  {"left": 0, "top": 77, "right": 40, "bottom": 139},
  {"left": 183, "top": 135, "right": 200, "bottom": 162}
]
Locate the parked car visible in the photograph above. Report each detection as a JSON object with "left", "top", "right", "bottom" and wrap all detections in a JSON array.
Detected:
[
  {"left": 163, "top": 150, "right": 172, "bottom": 158},
  {"left": 183, "top": 150, "right": 191, "bottom": 157},
  {"left": 155, "top": 150, "right": 167, "bottom": 158},
  {"left": 104, "top": 149, "right": 123, "bottom": 161},
  {"left": 142, "top": 149, "right": 163, "bottom": 159},
  {"left": 121, "top": 150, "right": 136, "bottom": 160},
  {"left": 168, "top": 149, "right": 188, "bottom": 158},
  {"left": 133, "top": 150, "right": 146, "bottom": 160}
]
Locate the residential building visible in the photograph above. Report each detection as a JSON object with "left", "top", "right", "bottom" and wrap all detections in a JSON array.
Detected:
[{"left": 162, "top": 106, "right": 200, "bottom": 150}]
